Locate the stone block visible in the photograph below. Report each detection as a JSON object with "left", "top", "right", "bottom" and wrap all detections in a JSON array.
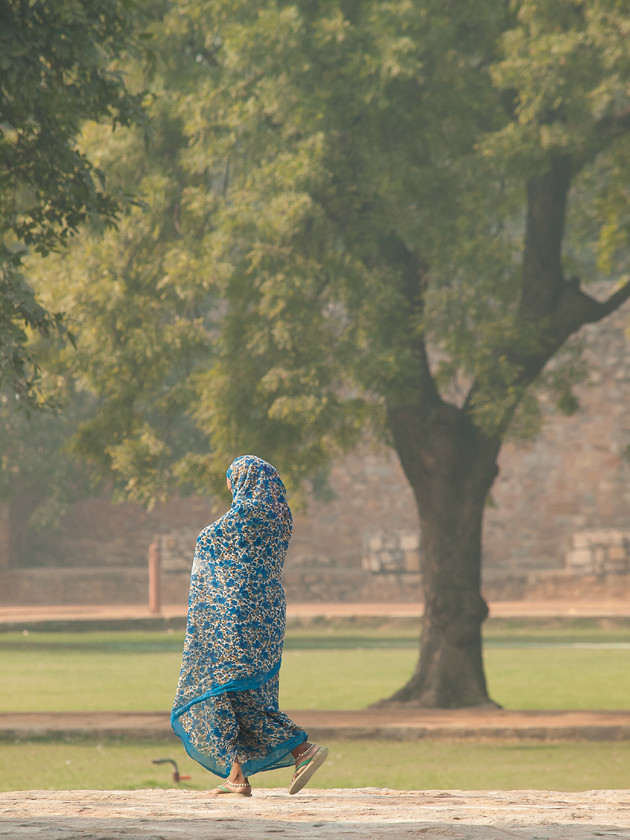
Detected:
[
  {"left": 572, "top": 533, "right": 595, "bottom": 550},
  {"left": 404, "top": 550, "right": 421, "bottom": 572},
  {"left": 593, "top": 547, "right": 606, "bottom": 572},
  {"left": 608, "top": 545, "right": 628, "bottom": 562},
  {"left": 400, "top": 532, "right": 420, "bottom": 551},
  {"left": 565, "top": 549, "right": 594, "bottom": 571},
  {"left": 367, "top": 534, "right": 382, "bottom": 551},
  {"left": 381, "top": 533, "right": 398, "bottom": 551},
  {"left": 378, "top": 549, "right": 400, "bottom": 570},
  {"left": 605, "top": 531, "right": 625, "bottom": 547},
  {"left": 607, "top": 559, "right": 629, "bottom": 574},
  {"left": 363, "top": 555, "right": 381, "bottom": 573}
]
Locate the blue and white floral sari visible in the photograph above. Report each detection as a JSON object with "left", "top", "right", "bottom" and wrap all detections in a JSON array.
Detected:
[{"left": 171, "top": 455, "right": 307, "bottom": 778}]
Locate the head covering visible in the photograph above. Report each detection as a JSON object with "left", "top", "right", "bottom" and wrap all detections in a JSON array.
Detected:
[
  {"left": 172, "top": 455, "right": 292, "bottom": 717},
  {"left": 227, "top": 454, "right": 289, "bottom": 518}
]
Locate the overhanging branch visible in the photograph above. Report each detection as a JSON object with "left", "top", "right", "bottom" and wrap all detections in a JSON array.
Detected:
[
  {"left": 580, "top": 278, "right": 630, "bottom": 324},
  {"left": 376, "top": 231, "right": 440, "bottom": 407},
  {"left": 461, "top": 276, "right": 630, "bottom": 438},
  {"left": 543, "top": 276, "right": 630, "bottom": 337}
]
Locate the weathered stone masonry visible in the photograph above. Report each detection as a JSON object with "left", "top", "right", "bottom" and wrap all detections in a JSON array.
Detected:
[{"left": 1, "top": 300, "right": 629, "bottom": 605}]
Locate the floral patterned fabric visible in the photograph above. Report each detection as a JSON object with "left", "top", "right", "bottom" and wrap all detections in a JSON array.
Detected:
[{"left": 171, "top": 455, "right": 307, "bottom": 778}]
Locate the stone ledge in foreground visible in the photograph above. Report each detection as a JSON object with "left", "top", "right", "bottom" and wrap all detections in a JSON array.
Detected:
[
  {"left": 2, "top": 709, "right": 630, "bottom": 742},
  {"left": 1, "top": 788, "right": 629, "bottom": 840}
]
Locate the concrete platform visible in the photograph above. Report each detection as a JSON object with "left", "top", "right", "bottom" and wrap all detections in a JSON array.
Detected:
[{"left": 1, "top": 788, "right": 629, "bottom": 839}]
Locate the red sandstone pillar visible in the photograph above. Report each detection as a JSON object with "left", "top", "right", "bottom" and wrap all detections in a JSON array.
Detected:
[
  {"left": 0, "top": 503, "right": 11, "bottom": 569},
  {"left": 148, "top": 540, "right": 161, "bottom": 615}
]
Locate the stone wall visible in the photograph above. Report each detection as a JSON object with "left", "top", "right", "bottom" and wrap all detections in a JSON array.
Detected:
[
  {"left": 565, "top": 530, "right": 630, "bottom": 576},
  {"left": 483, "top": 302, "right": 630, "bottom": 576},
  {"left": 0, "top": 566, "right": 191, "bottom": 606},
  {"left": 1, "top": 298, "right": 629, "bottom": 606}
]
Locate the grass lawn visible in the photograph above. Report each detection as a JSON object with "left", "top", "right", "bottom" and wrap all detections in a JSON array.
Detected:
[
  {"left": 2, "top": 738, "right": 629, "bottom": 792},
  {"left": 2, "top": 624, "right": 630, "bottom": 712},
  {"left": 2, "top": 619, "right": 630, "bottom": 792}
]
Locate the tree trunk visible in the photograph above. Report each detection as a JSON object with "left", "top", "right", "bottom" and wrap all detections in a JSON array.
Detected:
[{"left": 379, "top": 401, "right": 501, "bottom": 708}]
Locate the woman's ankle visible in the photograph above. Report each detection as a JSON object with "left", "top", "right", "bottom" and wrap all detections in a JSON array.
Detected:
[
  {"left": 292, "top": 742, "right": 316, "bottom": 763},
  {"left": 225, "top": 777, "right": 250, "bottom": 788},
  {"left": 229, "top": 759, "right": 248, "bottom": 785}
]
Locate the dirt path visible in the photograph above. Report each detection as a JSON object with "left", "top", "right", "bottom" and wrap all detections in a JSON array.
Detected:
[
  {"left": 3, "top": 709, "right": 630, "bottom": 742},
  {"left": 1, "top": 788, "right": 629, "bottom": 839},
  {"left": 3, "top": 600, "right": 630, "bottom": 626}
]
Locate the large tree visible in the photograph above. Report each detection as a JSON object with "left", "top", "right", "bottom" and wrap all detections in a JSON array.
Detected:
[
  {"left": 0, "top": 0, "right": 148, "bottom": 407},
  {"left": 32, "top": 0, "right": 630, "bottom": 706}
]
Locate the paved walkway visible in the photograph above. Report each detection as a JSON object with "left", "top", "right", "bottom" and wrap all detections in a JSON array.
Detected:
[{"left": 2, "top": 788, "right": 630, "bottom": 840}]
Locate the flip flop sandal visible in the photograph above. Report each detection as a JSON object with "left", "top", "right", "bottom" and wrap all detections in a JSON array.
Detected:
[
  {"left": 210, "top": 780, "right": 252, "bottom": 797},
  {"left": 288, "top": 745, "right": 329, "bottom": 795}
]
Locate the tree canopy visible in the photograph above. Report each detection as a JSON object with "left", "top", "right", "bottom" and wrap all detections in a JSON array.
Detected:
[
  {"left": 0, "top": 0, "right": 148, "bottom": 408},
  {"left": 32, "top": 0, "right": 630, "bottom": 489},
  {"left": 17, "top": 0, "right": 630, "bottom": 704}
]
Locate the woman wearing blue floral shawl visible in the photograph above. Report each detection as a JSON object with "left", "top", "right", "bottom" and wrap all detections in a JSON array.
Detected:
[{"left": 171, "top": 455, "right": 328, "bottom": 796}]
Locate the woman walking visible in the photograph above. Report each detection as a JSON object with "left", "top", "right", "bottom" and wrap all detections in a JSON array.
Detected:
[{"left": 171, "top": 455, "right": 328, "bottom": 796}]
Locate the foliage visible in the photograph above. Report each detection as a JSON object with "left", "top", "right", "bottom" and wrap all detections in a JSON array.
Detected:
[
  {"left": 13, "top": 1, "right": 630, "bottom": 704},
  {"left": 28, "top": 105, "right": 216, "bottom": 507},
  {"left": 0, "top": 0, "right": 150, "bottom": 408},
  {"left": 0, "top": 350, "right": 99, "bottom": 565},
  {"left": 24, "top": 0, "right": 630, "bottom": 499}
]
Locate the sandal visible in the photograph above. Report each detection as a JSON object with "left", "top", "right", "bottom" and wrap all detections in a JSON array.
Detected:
[
  {"left": 288, "top": 744, "right": 329, "bottom": 795},
  {"left": 210, "top": 778, "right": 252, "bottom": 797}
]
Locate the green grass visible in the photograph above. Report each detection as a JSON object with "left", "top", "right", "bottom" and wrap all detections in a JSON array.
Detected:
[
  {"left": 2, "top": 738, "right": 629, "bottom": 792},
  {"left": 2, "top": 621, "right": 630, "bottom": 792},
  {"left": 486, "top": 648, "right": 630, "bottom": 709},
  {"left": 0, "top": 644, "right": 181, "bottom": 713},
  {"left": 2, "top": 627, "right": 630, "bottom": 712}
]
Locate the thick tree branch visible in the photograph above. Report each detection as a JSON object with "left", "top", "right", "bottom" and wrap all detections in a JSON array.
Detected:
[
  {"left": 463, "top": 146, "right": 630, "bottom": 437},
  {"left": 368, "top": 230, "right": 442, "bottom": 408},
  {"left": 573, "top": 278, "right": 630, "bottom": 324},
  {"left": 462, "top": 156, "right": 571, "bottom": 426},
  {"left": 394, "top": 238, "right": 439, "bottom": 404},
  {"left": 538, "top": 276, "right": 630, "bottom": 352},
  {"left": 519, "top": 155, "right": 572, "bottom": 318},
  {"left": 464, "top": 276, "right": 630, "bottom": 438}
]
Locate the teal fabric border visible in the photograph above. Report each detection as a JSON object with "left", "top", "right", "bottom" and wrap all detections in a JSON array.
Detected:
[{"left": 170, "top": 660, "right": 282, "bottom": 722}]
